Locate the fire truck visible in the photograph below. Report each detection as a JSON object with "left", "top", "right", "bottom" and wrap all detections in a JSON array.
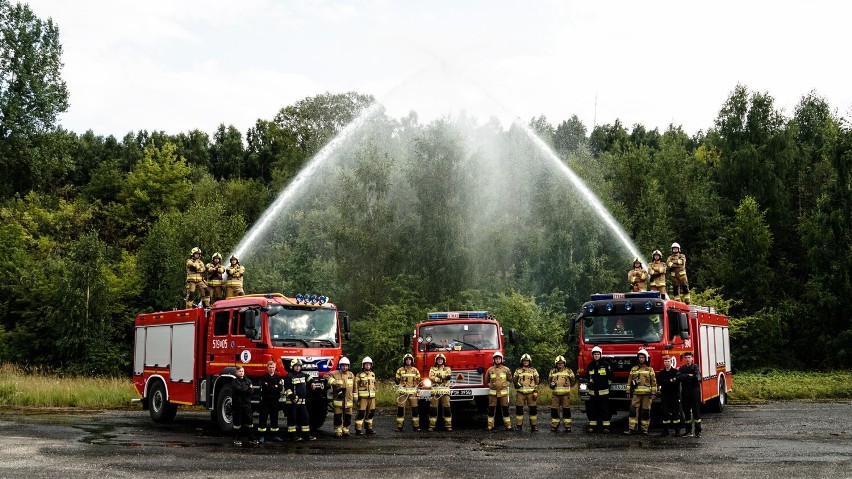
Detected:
[
  {"left": 406, "top": 311, "right": 516, "bottom": 414},
  {"left": 133, "top": 293, "right": 350, "bottom": 431},
  {"left": 573, "top": 291, "right": 732, "bottom": 413}
]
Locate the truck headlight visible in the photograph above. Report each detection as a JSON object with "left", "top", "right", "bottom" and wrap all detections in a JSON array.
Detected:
[{"left": 579, "top": 383, "right": 588, "bottom": 391}]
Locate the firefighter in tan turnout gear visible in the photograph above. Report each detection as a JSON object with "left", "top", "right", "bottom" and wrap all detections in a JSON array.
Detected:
[
  {"left": 513, "top": 353, "right": 540, "bottom": 431},
  {"left": 185, "top": 247, "right": 211, "bottom": 308},
  {"left": 549, "top": 355, "right": 576, "bottom": 432},
  {"left": 627, "top": 258, "right": 648, "bottom": 292},
  {"left": 205, "top": 252, "right": 225, "bottom": 302},
  {"left": 395, "top": 354, "right": 421, "bottom": 432},
  {"left": 667, "top": 242, "right": 690, "bottom": 304},
  {"left": 428, "top": 354, "right": 452, "bottom": 431},
  {"left": 486, "top": 352, "right": 513, "bottom": 431},
  {"left": 326, "top": 357, "right": 355, "bottom": 437},
  {"left": 647, "top": 249, "right": 667, "bottom": 296},
  {"left": 225, "top": 255, "right": 245, "bottom": 298},
  {"left": 353, "top": 357, "right": 377, "bottom": 435},
  {"left": 625, "top": 348, "right": 656, "bottom": 435}
]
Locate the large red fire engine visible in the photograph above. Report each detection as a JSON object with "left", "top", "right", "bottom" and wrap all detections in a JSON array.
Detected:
[
  {"left": 133, "top": 293, "right": 350, "bottom": 431},
  {"left": 406, "top": 311, "right": 515, "bottom": 413},
  {"left": 574, "top": 291, "right": 732, "bottom": 412}
]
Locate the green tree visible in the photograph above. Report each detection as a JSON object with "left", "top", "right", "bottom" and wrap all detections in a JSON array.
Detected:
[
  {"left": 553, "top": 115, "right": 587, "bottom": 157},
  {"left": 121, "top": 141, "right": 192, "bottom": 233}
]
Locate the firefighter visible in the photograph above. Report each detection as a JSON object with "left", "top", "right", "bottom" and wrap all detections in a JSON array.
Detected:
[
  {"left": 395, "top": 353, "right": 421, "bottom": 432},
  {"left": 677, "top": 351, "right": 702, "bottom": 437},
  {"left": 257, "top": 360, "right": 284, "bottom": 443},
  {"left": 667, "top": 242, "right": 690, "bottom": 304},
  {"left": 627, "top": 257, "right": 648, "bottom": 292},
  {"left": 513, "top": 353, "right": 540, "bottom": 431},
  {"left": 549, "top": 355, "right": 576, "bottom": 432},
  {"left": 657, "top": 354, "right": 682, "bottom": 437},
  {"left": 231, "top": 365, "right": 256, "bottom": 446},
  {"left": 354, "top": 357, "right": 377, "bottom": 435},
  {"left": 486, "top": 351, "right": 513, "bottom": 431},
  {"left": 647, "top": 249, "right": 667, "bottom": 296},
  {"left": 205, "top": 252, "right": 225, "bottom": 303},
  {"left": 284, "top": 359, "right": 316, "bottom": 441},
  {"left": 585, "top": 346, "right": 613, "bottom": 433},
  {"left": 428, "top": 354, "right": 452, "bottom": 432},
  {"left": 326, "top": 357, "right": 356, "bottom": 437},
  {"left": 185, "top": 247, "right": 211, "bottom": 308},
  {"left": 225, "top": 255, "right": 245, "bottom": 298},
  {"left": 625, "top": 348, "right": 656, "bottom": 435}
]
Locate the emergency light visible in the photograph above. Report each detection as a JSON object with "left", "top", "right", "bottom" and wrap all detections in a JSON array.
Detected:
[{"left": 427, "top": 311, "right": 490, "bottom": 320}]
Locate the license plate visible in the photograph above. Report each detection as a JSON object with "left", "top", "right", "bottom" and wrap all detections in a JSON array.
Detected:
[
  {"left": 610, "top": 383, "right": 627, "bottom": 391},
  {"left": 451, "top": 389, "right": 472, "bottom": 396},
  {"left": 305, "top": 370, "right": 319, "bottom": 377}
]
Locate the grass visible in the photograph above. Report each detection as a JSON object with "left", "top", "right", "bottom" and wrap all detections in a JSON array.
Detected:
[
  {"left": 0, "top": 363, "right": 138, "bottom": 409},
  {"left": 728, "top": 370, "right": 852, "bottom": 402}
]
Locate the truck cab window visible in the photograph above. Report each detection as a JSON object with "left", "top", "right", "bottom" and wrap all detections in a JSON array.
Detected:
[{"left": 213, "top": 311, "right": 229, "bottom": 336}]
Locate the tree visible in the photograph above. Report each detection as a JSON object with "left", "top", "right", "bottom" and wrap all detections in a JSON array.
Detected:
[
  {"left": 553, "top": 115, "right": 587, "bottom": 157},
  {"left": 122, "top": 142, "right": 192, "bottom": 226}
]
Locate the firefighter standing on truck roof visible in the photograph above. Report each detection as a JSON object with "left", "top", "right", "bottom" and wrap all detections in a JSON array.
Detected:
[
  {"left": 667, "top": 243, "right": 690, "bottom": 304},
  {"left": 513, "top": 353, "right": 540, "bottom": 431},
  {"left": 486, "top": 352, "right": 513, "bottom": 431},
  {"left": 625, "top": 348, "right": 656, "bottom": 435},
  {"left": 428, "top": 354, "right": 453, "bottom": 432},
  {"left": 326, "top": 357, "right": 355, "bottom": 437},
  {"left": 205, "top": 252, "right": 225, "bottom": 303},
  {"left": 627, "top": 258, "right": 648, "bottom": 292},
  {"left": 395, "top": 354, "right": 421, "bottom": 432},
  {"left": 549, "top": 355, "right": 576, "bottom": 432},
  {"left": 585, "top": 346, "right": 613, "bottom": 433},
  {"left": 257, "top": 360, "right": 284, "bottom": 443},
  {"left": 354, "top": 357, "right": 377, "bottom": 435},
  {"left": 647, "top": 249, "right": 667, "bottom": 296},
  {"left": 225, "top": 255, "right": 245, "bottom": 298},
  {"left": 231, "top": 365, "right": 256, "bottom": 447},
  {"left": 677, "top": 351, "right": 702, "bottom": 437},
  {"left": 284, "top": 359, "right": 316, "bottom": 441},
  {"left": 658, "top": 354, "right": 682, "bottom": 437},
  {"left": 185, "top": 247, "right": 211, "bottom": 308}
]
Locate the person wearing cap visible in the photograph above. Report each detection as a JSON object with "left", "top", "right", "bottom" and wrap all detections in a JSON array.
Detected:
[
  {"left": 205, "top": 252, "right": 226, "bottom": 302},
  {"left": 257, "top": 360, "right": 284, "bottom": 443},
  {"left": 625, "top": 348, "right": 656, "bottom": 435},
  {"left": 353, "top": 357, "right": 377, "bottom": 435},
  {"left": 657, "top": 354, "right": 682, "bottom": 437},
  {"left": 428, "top": 354, "right": 453, "bottom": 431},
  {"left": 548, "top": 355, "right": 576, "bottom": 432},
  {"left": 326, "top": 357, "right": 356, "bottom": 437},
  {"left": 627, "top": 258, "right": 648, "bottom": 292},
  {"left": 231, "top": 365, "right": 256, "bottom": 447},
  {"left": 284, "top": 358, "right": 315, "bottom": 441},
  {"left": 485, "top": 351, "right": 513, "bottom": 431},
  {"left": 225, "top": 255, "right": 245, "bottom": 298},
  {"left": 667, "top": 242, "right": 690, "bottom": 304},
  {"left": 513, "top": 353, "right": 540, "bottom": 431},
  {"left": 677, "top": 351, "right": 702, "bottom": 437},
  {"left": 395, "top": 354, "right": 421, "bottom": 432},
  {"left": 185, "top": 247, "right": 211, "bottom": 308},
  {"left": 647, "top": 249, "right": 668, "bottom": 296},
  {"left": 585, "top": 346, "right": 613, "bottom": 433}
]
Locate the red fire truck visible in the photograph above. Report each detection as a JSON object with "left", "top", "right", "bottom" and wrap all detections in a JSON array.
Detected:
[
  {"left": 406, "top": 311, "right": 515, "bottom": 413},
  {"left": 574, "top": 291, "right": 732, "bottom": 412},
  {"left": 133, "top": 293, "right": 350, "bottom": 431}
]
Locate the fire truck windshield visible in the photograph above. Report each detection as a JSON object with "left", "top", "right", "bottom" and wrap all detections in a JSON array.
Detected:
[
  {"left": 417, "top": 323, "right": 499, "bottom": 351},
  {"left": 268, "top": 306, "right": 338, "bottom": 347},
  {"left": 582, "top": 314, "right": 663, "bottom": 344}
]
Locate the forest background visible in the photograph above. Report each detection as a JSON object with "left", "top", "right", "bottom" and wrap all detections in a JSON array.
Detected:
[{"left": 1, "top": 1, "right": 850, "bottom": 378}]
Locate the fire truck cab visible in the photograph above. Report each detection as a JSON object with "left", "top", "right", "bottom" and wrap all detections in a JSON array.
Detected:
[
  {"left": 574, "top": 291, "right": 732, "bottom": 413},
  {"left": 133, "top": 293, "right": 350, "bottom": 431}
]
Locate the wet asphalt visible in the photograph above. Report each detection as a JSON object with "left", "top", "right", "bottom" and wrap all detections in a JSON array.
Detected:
[{"left": 0, "top": 402, "right": 850, "bottom": 479}]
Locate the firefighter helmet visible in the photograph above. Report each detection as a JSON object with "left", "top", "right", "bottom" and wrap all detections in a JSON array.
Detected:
[
  {"left": 554, "top": 355, "right": 566, "bottom": 365},
  {"left": 633, "top": 257, "right": 641, "bottom": 265},
  {"left": 637, "top": 348, "right": 649, "bottom": 359},
  {"left": 212, "top": 252, "right": 222, "bottom": 260},
  {"left": 591, "top": 346, "right": 603, "bottom": 355},
  {"left": 520, "top": 353, "right": 532, "bottom": 363},
  {"left": 435, "top": 353, "right": 446, "bottom": 364},
  {"left": 671, "top": 242, "right": 680, "bottom": 250},
  {"left": 493, "top": 351, "right": 504, "bottom": 360},
  {"left": 290, "top": 358, "right": 303, "bottom": 368},
  {"left": 190, "top": 247, "right": 201, "bottom": 255},
  {"left": 230, "top": 255, "right": 239, "bottom": 262},
  {"left": 403, "top": 353, "right": 414, "bottom": 364},
  {"left": 361, "top": 356, "right": 373, "bottom": 365},
  {"left": 652, "top": 249, "right": 662, "bottom": 259},
  {"left": 339, "top": 357, "right": 350, "bottom": 366}
]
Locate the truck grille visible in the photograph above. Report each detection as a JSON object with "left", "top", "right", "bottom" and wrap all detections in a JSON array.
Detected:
[
  {"left": 451, "top": 370, "right": 483, "bottom": 386},
  {"left": 608, "top": 356, "right": 637, "bottom": 373}
]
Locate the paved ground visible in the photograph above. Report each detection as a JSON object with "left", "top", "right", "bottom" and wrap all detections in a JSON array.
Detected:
[{"left": 0, "top": 402, "right": 850, "bottom": 479}]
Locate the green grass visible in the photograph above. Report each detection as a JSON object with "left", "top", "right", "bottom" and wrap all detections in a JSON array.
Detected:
[
  {"left": 728, "top": 370, "right": 852, "bottom": 402},
  {"left": 0, "top": 364, "right": 138, "bottom": 408}
]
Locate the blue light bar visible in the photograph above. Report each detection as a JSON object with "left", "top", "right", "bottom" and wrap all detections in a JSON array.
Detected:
[
  {"left": 427, "top": 311, "right": 490, "bottom": 320},
  {"left": 590, "top": 291, "right": 662, "bottom": 301},
  {"left": 624, "top": 301, "right": 633, "bottom": 311}
]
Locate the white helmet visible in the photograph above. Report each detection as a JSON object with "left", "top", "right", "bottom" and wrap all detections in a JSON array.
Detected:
[
  {"left": 338, "top": 357, "right": 350, "bottom": 366},
  {"left": 671, "top": 242, "right": 681, "bottom": 249},
  {"left": 361, "top": 356, "right": 373, "bottom": 365},
  {"left": 637, "top": 348, "right": 649, "bottom": 359},
  {"left": 493, "top": 351, "right": 504, "bottom": 360},
  {"left": 591, "top": 346, "right": 603, "bottom": 355}
]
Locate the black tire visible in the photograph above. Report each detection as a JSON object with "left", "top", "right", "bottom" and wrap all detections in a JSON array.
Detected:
[
  {"left": 708, "top": 378, "right": 727, "bottom": 413},
  {"left": 308, "top": 395, "right": 328, "bottom": 431},
  {"left": 148, "top": 380, "right": 177, "bottom": 423},
  {"left": 474, "top": 395, "right": 488, "bottom": 414},
  {"left": 418, "top": 399, "right": 430, "bottom": 427},
  {"left": 214, "top": 384, "right": 234, "bottom": 432}
]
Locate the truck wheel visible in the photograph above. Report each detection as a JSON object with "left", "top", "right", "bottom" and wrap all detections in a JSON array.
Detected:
[
  {"left": 308, "top": 395, "right": 328, "bottom": 431},
  {"left": 474, "top": 396, "right": 488, "bottom": 413},
  {"left": 708, "top": 377, "right": 727, "bottom": 413},
  {"left": 148, "top": 380, "right": 177, "bottom": 423},
  {"left": 214, "top": 384, "right": 234, "bottom": 432},
  {"left": 418, "top": 399, "right": 430, "bottom": 427}
]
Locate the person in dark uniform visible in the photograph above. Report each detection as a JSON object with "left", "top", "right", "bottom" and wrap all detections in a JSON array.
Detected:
[
  {"left": 585, "top": 346, "right": 613, "bottom": 433},
  {"left": 284, "top": 359, "right": 316, "bottom": 441},
  {"left": 257, "top": 361, "right": 283, "bottom": 443},
  {"left": 657, "top": 354, "right": 682, "bottom": 436},
  {"left": 232, "top": 365, "right": 256, "bottom": 446},
  {"left": 677, "top": 351, "right": 702, "bottom": 437}
]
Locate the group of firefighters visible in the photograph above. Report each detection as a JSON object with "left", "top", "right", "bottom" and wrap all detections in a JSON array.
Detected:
[
  {"left": 628, "top": 242, "right": 690, "bottom": 304},
  {"left": 184, "top": 247, "right": 246, "bottom": 308}
]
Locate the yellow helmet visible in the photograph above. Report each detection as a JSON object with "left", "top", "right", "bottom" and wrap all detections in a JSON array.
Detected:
[
  {"left": 403, "top": 353, "right": 414, "bottom": 364},
  {"left": 554, "top": 355, "right": 566, "bottom": 364},
  {"left": 652, "top": 249, "right": 662, "bottom": 258},
  {"left": 290, "top": 358, "right": 303, "bottom": 368},
  {"left": 435, "top": 353, "right": 446, "bottom": 364},
  {"left": 212, "top": 252, "right": 222, "bottom": 260},
  {"left": 190, "top": 247, "right": 201, "bottom": 255},
  {"left": 520, "top": 353, "right": 532, "bottom": 363},
  {"left": 230, "top": 255, "right": 239, "bottom": 262}
]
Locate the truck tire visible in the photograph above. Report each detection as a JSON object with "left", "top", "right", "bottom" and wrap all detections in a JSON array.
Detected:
[
  {"left": 214, "top": 384, "right": 234, "bottom": 432},
  {"left": 707, "top": 377, "right": 727, "bottom": 413},
  {"left": 308, "top": 395, "right": 328, "bottom": 431},
  {"left": 418, "top": 399, "right": 430, "bottom": 428},
  {"left": 148, "top": 380, "right": 177, "bottom": 423}
]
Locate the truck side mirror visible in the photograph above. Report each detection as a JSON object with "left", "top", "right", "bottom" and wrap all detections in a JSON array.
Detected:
[
  {"left": 679, "top": 313, "right": 690, "bottom": 340},
  {"left": 342, "top": 314, "right": 351, "bottom": 333},
  {"left": 245, "top": 310, "right": 261, "bottom": 341},
  {"left": 404, "top": 333, "right": 411, "bottom": 350},
  {"left": 508, "top": 328, "right": 518, "bottom": 345},
  {"left": 567, "top": 313, "right": 581, "bottom": 343}
]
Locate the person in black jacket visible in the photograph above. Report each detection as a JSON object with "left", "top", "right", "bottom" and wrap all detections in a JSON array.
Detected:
[
  {"left": 257, "top": 361, "right": 283, "bottom": 443},
  {"left": 677, "top": 351, "right": 702, "bottom": 437},
  {"left": 585, "top": 346, "right": 613, "bottom": 433},
  {"left": 284, "top": 359, "right": 316, "bottom": 441},
  {"left": 657, "top": 355, "right": 682, "bottom": 436},
  {"left": 232, "top": 365, "right": 256, "bottom": 446}
]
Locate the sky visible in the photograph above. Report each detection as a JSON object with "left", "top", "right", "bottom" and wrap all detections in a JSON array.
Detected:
[{"left": 24, "top": 0, "right": 852, "bottom": 139}]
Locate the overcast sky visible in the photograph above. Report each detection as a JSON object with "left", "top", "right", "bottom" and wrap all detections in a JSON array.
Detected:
[{"left": 25, "top": 0, "right": 852, "bottom": 139}]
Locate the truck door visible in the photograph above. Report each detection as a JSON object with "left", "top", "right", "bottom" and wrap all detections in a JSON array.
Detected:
[
  {"left": 231, "top": 308, "right": 264, "bottom": 375},
  {"left": 208, "top": 310, "right": 235, "bottom": 373}
]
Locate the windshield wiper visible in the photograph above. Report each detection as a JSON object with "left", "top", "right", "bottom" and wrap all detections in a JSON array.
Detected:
[
  {"left": 282, "top": 338, "right": 310, "bottom": 347},
  {"left": 309, "top": 339, "right": 336, "bottom": 347},
  {"left": 453, "top": 338, "right": 480, "bottom": 350}
]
